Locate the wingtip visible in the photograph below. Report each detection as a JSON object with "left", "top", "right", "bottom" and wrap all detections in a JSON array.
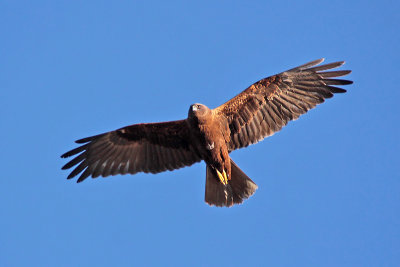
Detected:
[
  {"left": 75, "top": 133, "right": 105, "bottom": 144},
  {"left": 75, "top": 138, "right": 88, "bottom": 144},
  {"left": 339, "top": 70, "right": 352, "bottom": 76},
  {"left": 75, "top": 136, "right": 92, "bottom": 144},
  {"left": 308, "top": 58, "right": 325, "bottom": 67},
  {"left": 337, "top": 60, "right": 345, "bottom": 66},
  {"left": 290, "top": 58, "right": 326, "bottom": 71},
  {"left": 61, "top": 164, "right": 69, "bottom": 170}
]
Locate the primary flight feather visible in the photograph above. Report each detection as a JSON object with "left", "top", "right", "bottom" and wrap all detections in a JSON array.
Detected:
[{"left": 61, "top": 58, "right": 352, "bottom": 207}]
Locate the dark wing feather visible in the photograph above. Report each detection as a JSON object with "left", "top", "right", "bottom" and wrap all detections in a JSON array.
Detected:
[
  {"left": 61, "top": 120, "right": 202, "bottom": 182},
  {"left": 213, "top": 58, "right": 352, "bottom": 151}
]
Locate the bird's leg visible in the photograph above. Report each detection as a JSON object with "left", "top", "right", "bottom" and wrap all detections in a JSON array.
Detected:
[
  {"left": 216, "top": 170, "right": 225, "bottom": 185},
  {"left": 222, "top": 169, "right": 228, "bottom": 184},
  {"left": 216, "top": 169, "right": 228, "bottom": 185}
]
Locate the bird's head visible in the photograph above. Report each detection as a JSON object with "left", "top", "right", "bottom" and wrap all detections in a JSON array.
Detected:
[{"left": 188, "top": 103, "right": 211, "bottom": 120}]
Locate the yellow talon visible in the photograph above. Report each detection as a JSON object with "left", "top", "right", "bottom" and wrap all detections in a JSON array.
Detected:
[
  {"left": 216, "top": 170, "right": 227, "bottom": 185},
  {"left": 217, "top": 169, "right": 228, "bottom": 185},
  {"left": 222, "top": 169, "right": 228, "bottom": 185}
]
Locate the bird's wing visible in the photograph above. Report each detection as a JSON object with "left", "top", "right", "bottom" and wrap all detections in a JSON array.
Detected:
[
  {"left": 61, "top": 120, "right": 202, "bottom": 182},
  {"left": 213, "top": 59, "right": 352, "bottom": 151}
]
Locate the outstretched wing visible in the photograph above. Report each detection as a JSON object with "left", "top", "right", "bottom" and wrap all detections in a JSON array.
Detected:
[
  {"left": 213, "top": 58, "right": 352, "bottom": 151},
  {"left": 61, "top": 120, "right": 202, "bottom": 182}
]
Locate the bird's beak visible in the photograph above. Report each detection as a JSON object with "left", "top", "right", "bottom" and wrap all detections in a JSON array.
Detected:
[{"left": 192, "top": 105, "right": 198, "bottom": 111}]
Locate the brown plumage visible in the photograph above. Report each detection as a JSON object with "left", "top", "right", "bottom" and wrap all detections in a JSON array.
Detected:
[{"left": 61, "top": 58, "right": 352, "bottom": 207}]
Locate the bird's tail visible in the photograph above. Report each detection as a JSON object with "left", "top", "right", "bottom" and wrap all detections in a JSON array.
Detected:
[{"left": 205, "top": 159, "right": 258, "bottom": 207}]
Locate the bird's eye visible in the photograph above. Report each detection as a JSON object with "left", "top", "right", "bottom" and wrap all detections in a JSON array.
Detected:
[{"left": 197, "top": 105, "right": 201, "bottom": 109}]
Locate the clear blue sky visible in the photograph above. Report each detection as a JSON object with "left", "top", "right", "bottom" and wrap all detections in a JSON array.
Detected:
[{"left": 1, "top": 1, "right": 399, "bottom": 266}]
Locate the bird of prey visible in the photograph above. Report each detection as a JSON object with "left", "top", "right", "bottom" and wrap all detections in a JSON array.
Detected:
[{"left": 61, "top": 58, "right": 352, "bottom": 207}]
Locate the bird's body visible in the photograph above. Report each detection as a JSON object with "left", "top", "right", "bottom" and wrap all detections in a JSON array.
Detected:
[
  {"left": 188, "top": 104, "right": 231, "bottom": 182},
  {"left": 61, "top": 58, "right": 352, "bottom": 207}
]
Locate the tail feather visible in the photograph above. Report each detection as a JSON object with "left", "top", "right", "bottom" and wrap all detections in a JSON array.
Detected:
[{"left": 205, "top": 159, "right": 258, "bottom": 207}]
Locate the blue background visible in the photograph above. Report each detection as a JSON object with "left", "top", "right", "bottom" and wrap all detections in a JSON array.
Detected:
[{"left": 1, "top": 1, "right": 399, "bottom": 266}]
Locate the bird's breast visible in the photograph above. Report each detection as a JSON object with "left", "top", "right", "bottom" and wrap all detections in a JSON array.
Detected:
[{"left": 192, "top": 121, "right": 226, "bottom": 161}]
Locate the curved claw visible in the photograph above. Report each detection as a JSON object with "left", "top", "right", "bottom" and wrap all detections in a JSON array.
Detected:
[{"left": 216, "top": 169, "right": 228, "bottom": 185}]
